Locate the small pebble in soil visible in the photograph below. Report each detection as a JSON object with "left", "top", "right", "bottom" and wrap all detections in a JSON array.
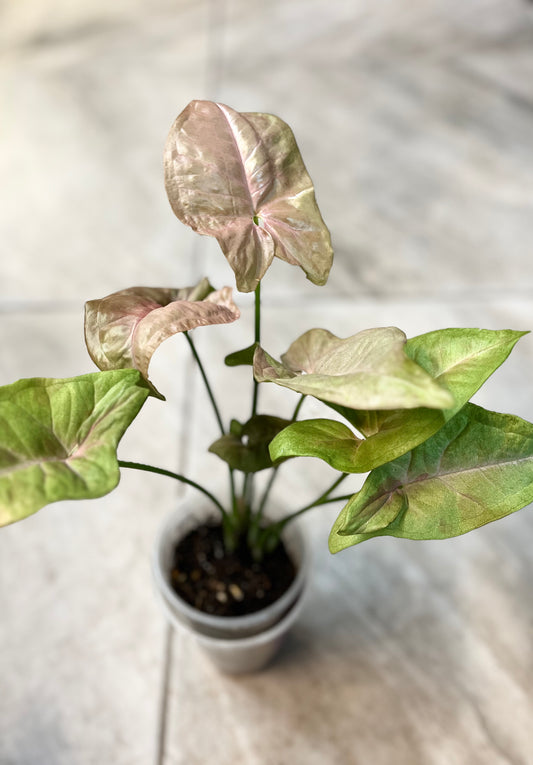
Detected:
[{"left": 228, "top": 583, "right": 244, "bottom": 601}]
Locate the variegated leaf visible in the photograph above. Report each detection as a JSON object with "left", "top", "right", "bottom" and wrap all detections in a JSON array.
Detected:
[
  {"left": 254, "top": 327, "right": 453, "bottom": 411},
  {"left": 85, "top": 278, "right": 239, "bottom": 398},
  {"left": 164, "top": 100, "right": 333, "bottom": 292},
  {"left": 270, "top": 328, "right": 527, "bottom": 472}
]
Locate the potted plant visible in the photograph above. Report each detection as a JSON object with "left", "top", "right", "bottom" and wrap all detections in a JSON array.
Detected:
[{"left": 2, "top": 100, "right": 533, "bottom": 673}]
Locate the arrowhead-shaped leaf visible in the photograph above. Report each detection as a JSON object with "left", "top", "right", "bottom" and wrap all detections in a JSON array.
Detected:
[
  {"left": 0, "top": 370, "right": 149, "bottom": 526},
  {"left": 85, "top": 278, "right": 240, "bottom": 398},
  {"left": 329, "top": 403, "right": 533, "bottom": 552},
  {"left": 208, "top": 415, "right": 291, "bottom": 473},
  {"left": 255, "top": 327, "right": 453, "bottom": 411},
  {"left": 270, "top": 328, "right": 526, "bottom": 472},
  {"left": 164, "top": 100, "right": 333, "bottom": 292}
]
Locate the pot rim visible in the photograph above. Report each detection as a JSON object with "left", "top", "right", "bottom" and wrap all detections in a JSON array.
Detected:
[
  {"left": 158, "top": 578, "right": 308, "bottom": 650},
  {"left": 152, "top": 496, "right": 309, "bottom": 637}
]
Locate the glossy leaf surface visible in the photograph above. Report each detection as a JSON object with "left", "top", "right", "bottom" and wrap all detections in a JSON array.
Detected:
[
  {"left": 208, "top": 415, "right": 291, "bottom": 473},
  {"left": 85, "top": 278, "right": 239, "bottom": 398},
  {"left": 164, "top": 100, "right": 333, "bottom": 292},
  {"left": 329, "top": 403, "right": 533, "bottom": 552},
  {"left": 255, "top": 327, "right": 453, "bottom": 411},
  {"left": 270, "top": 328, "right": 526, "bottom": 472},
  {"left": 0, "top": 370, "right": 149, "bottom": 526}
]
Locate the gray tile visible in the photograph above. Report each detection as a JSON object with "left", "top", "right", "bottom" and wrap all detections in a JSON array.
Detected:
[
  {"left": 0, "top": 0, "right": 211, "bottom": 303},
  {"left": 216, "top": 0, "right": 533, "bottom": 298}
]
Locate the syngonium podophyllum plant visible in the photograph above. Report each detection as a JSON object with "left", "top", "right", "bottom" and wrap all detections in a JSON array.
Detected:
[{"left": 2, "top": 99, "right": 533, "bottom": 559}]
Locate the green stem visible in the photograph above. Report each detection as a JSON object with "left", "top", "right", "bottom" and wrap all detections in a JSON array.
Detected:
[
  {"left": 118, "top": 460, "right": 227, "bottom": 517},
  {"left": 291, "top": 394, "right": 306, "bottom": 421},
  {"left": 184, "top": 330, "right": 237, "bottom": 512},
  {"left": 242, "top": 472, "right": 252, "bottom": 504},
  {"left": 243, "top": 283, "right": 262, "bottom": 515},
  {"left": 184, "top": 331, "right": 225, "bottom": 435},
  {"left": 277, "top": 473, "right": 350, "bottom": 528},
  {"left": 256, "top": 394, "right": 307, "bottom": 519},
  {"left": 256, "top": 477, "right": 352, "bottom": 556},
  {"left": 282, "top": 491, "right": 353, "bottom": 524},
  {"left": 300, "top": 472, "right": 349, "bottom": 511},
  {"left": 256, "top": 466, "right": 278, "bottom": 518},
  {"left": 251, "top": 282, "right": 261, "bottom": 417}
]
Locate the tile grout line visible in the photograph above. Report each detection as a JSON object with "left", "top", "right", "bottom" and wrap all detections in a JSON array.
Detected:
[
  {"left": 154, "top": 622, "right": 174, "bottom": 765},
  {"left": 0, "top": 300, "right": 82, "bottom": 314},
  {"left": 155, "top": 0, "right": 229, "bottom": 762},
  {"left": 154, "top": 330, "right": 201, "bottom": 765},
  {"left": 1, "top": 287, "right": 532, "bottom": 316}
]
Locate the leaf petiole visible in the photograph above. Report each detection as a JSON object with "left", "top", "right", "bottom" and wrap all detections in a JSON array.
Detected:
[
  {"left": 118, "top": 460, "right": 228, "bottom": 517},
  {"left": 184, "top": 330, "right": 237, "bottom": 513}
]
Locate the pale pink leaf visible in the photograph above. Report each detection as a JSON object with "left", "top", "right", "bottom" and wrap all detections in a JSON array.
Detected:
[
  {"left": 85, "top": 278, "right": 240, "bottom": 397},
  {"left": 164, "top": 100, "right": 333, "bottom": 292}
]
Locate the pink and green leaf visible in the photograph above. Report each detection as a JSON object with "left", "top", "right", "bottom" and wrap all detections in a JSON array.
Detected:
[
  {"left": 164, "top": 100, "right": 333, "bottom": 292},
  {"left": 84, "top": 278, "right": 240, "bottom": 398},
  {"left": 269, "top": 328, "right": 526, "bottom": 473},
  {"left": 255, "top": 327, "right": 454, "bottom": 411}
]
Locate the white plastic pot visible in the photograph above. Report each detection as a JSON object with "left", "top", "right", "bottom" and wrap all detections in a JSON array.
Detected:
[{"left": 152, "top": 497, "right": 309, "bottom": 674}]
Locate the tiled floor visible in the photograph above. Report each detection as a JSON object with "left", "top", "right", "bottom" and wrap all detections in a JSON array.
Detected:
[{"left": 1, "top": 1, "right": 533, "bottom": 763}]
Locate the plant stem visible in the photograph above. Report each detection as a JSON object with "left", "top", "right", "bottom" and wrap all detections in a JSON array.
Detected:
[
  {"left": 276, "top": 473, "right": 350, "bottom": 528},
  {"left": 118, "top": 460, "right": 228, "bottom": 517},
  {"left": 243, "top": 283, "right": 262, "bottom": 513},
  {"left": 242, "top": 472, "right": 252, "bottom": 502},
  {"left": 255, "top": 476, "right": 353, "bottom": 556},
  {"left": 298, "top": 472, "right": 349, "bottom": 512},
  {"left": 184, "top": 331, "right": 225, "bottom": 435},
  {"left": 256, "top": 394, "right": 307, "bottom": 519},
  {"left": 283, "top": 492, "right": 354, "bottom": 522},
  {"left": 251, "top": 282, "right": 261, "bottom": 417},
  {"left": 184, "top": 330, "right": 237, "bottom": 512},
  {"left": 256, "top": 466, "right": 279, "bottom": 517},
  {"left": 291, "top": 394, "right": 306, "bottom": 421}
]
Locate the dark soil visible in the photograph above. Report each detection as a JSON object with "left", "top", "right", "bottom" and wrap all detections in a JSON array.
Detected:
[{"left": 170, "top": 522, "right": 296, "bottom": 617}]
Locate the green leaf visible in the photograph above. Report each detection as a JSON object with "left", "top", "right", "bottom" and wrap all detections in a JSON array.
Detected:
[
  {"left": 270, "top": 418, "right": 362, "bottom": 472},
  {"left": 271, "top": 328, "right": 527, "bottom": 473},
  {"left": 85, "top": 278, "right": 240, "bottom": 399},
  {"left": 164, "top": 100, "right": 333, "bottom": 292},
  {"left": 208, "top": 415, "right": 291, "bottom": 473},
  {"left": 229, "top": 419, "right": 243, "bottom": 437},
  {"left": 225, "top": 343, "right": 258, "bottom": 367},
  {"left": 254, "top": 327, "right": 454, "bottom": 411},
  {"left": 0, "top": 370, "right": 149, "bottom": 526},
  {"left": 329, "top": 403, "right": 533, "bottom": 552}
]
